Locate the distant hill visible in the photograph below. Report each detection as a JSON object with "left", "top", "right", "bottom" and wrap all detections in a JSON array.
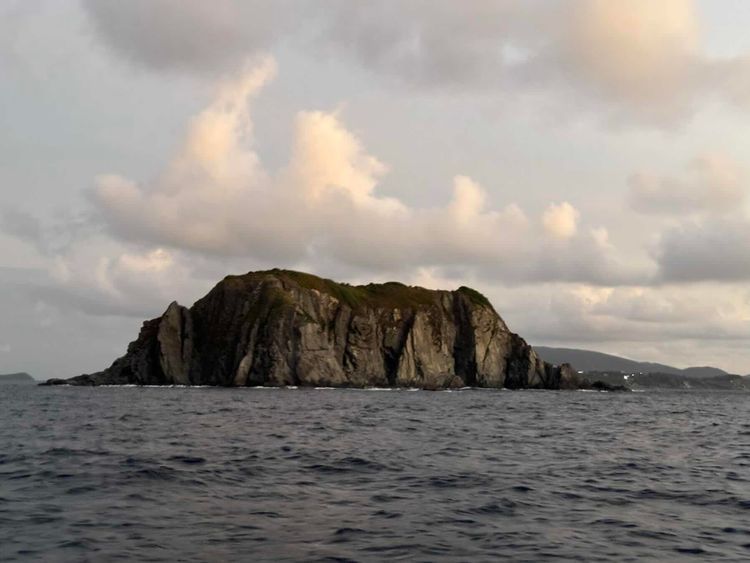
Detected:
[
  {"left": 681, "top": 366, "right": 730, "bottom": 378},
  {"left": 534, "top": 347, "right": 733, "bottom": 378},
  {"left": 585, "top": 371, "right": 750, "bottom": 391},
  {"left": 0, "top": 372, "right": 35, "bottom": 384}
]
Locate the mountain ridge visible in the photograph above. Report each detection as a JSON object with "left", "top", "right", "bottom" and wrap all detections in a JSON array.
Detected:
[
  {"left": 534, "top": 346, "right": 738, "bottom": 378},
  {"left": 0, "top": 372, "right": 35, "bottom": 384}
]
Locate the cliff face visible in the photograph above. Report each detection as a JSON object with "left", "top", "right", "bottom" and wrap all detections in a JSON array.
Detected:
[{"left": 48, "top": 270, "right": 580, "bottom": 389}]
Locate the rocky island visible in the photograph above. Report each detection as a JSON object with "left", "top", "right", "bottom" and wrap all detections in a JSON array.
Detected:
[
  {"left": 44, "top": 270, "right": 584, "bottom": 390},
  {"left": 0, "top": 372, "right": 35, "bottom": 384}
]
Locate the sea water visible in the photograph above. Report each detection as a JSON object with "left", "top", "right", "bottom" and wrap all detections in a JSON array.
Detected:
[{"left": 1, "top": 385, "right": 749, "bottom": 561}]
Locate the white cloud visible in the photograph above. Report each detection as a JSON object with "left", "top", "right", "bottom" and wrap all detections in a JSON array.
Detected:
[
  {"left": 88, "top": 58, "right": 636, "bottom": 286},
  {"left": 590, "top": 227, "right": 611, "bottom": 249},
  {"left": 542, "top": 202, "right": 579, "bottom": 239},
  {"left": 546, "top": 0, "right": 700, "bottom": 122}
]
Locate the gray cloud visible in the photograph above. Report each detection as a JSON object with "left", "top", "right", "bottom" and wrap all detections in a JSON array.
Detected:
[
  {"left": 655, "top": 219, "right": 750, "bottom": 282},
  {"left": 0, "top": 268, "right": 147, "bottom": 379},
  {"left": 0, "top": 208, "right": 43, "bottom": 247},
  {"left": 311, "top": 1, "right": 538, "bottom": 89},
  {"left": 83, "top": 0, "right": 296, "bottom": 73},
  {"left": 83, "top": 0, "right": 531, "bottom": 82},
  {"left": 81, "top": 0, "right": 750, "bottom": 126},
  {"left": 0, "top": 207, "right": 98, "bottom": 256}
]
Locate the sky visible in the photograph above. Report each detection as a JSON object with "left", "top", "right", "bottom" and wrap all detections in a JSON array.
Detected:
[{"left": 1, "top": 0, "right": 750, "bottom": 378}]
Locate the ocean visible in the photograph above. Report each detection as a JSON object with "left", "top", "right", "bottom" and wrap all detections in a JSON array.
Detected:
[{"left": 1, "top": 385, "right": 749, "bottom": 561}]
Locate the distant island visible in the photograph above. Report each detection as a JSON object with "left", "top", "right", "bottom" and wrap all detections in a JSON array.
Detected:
[
  {"left": 0, "top": 372, "right": 35, "bottom": 384},
  {"left": 44, "top": 269, "right": 594, "bottom": 390},
  {"left": 535, "top": 347, "right": 750, "bottom": 391}
]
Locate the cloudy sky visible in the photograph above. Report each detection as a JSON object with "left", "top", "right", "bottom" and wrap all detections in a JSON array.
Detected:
[{"left": 2, "top": 0, "right": 750, "bottom": 378}]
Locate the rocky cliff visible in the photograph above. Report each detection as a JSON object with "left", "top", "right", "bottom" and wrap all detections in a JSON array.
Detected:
[{"left": 45, "top": 270, "right": 581, "bottom": 389}]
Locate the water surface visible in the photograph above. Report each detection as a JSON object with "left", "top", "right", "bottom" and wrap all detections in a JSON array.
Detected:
[{"left": 1, "top": 385, "right": 749, "bottom": 561}]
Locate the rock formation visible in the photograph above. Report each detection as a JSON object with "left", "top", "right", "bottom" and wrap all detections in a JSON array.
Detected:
[{"left": 44, "top": 270, "right": 582, "bottom": 389}]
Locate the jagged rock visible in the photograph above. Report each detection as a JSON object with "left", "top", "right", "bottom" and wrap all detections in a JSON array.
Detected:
[
  {"left": 43, "top": 270, "right": 583, "bottom": 390},
  {"left": 587, "top": 380, "right": 631, "bottom": 392}
]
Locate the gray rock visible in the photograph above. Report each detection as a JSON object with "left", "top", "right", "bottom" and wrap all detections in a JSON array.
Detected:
[
  {"left": 46, "top": 270, "right": 582, "bottom": 390},
  {"left": 157, "top": 301, "right": 193, "bottom": 385}
]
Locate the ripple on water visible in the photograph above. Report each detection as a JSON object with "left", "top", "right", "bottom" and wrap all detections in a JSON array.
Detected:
[{"left": 1, "top": 385, "right": 749, "bottom": 561}]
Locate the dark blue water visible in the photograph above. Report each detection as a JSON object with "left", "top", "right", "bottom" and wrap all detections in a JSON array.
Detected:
[{"left": 1, "top": 385, "right": 749, "bottom": 562}]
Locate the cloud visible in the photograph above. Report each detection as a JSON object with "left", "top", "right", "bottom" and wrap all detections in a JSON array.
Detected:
[
  {"left": 493, "top": 281, "right": 750, "bottom": 370},
  {"left": 0, "top": 266, "right": 165, "bottom": 379},
  {"left": 629, "top": 154, "right": 750, "bottom": 284},
  {"left": 81, "top": 0, "right": 750, "bottom": 126},
  {"left": 87, "top": 58, "right": 639, "bottom": 287},
  {"left": 590, "top": 227, "right": 611, "bottom": 249},
  {"left": 0, "top": 208, "right": 43, "bottom": 247},
  {"left": 655, "top": 219, "right": 750, "bottom": 282},
  {"left": 311, "top": 1, "right": 531, "bottom": 88},
  {"left": 83, "top": 0, "right": 528, "bottom": 84},
  {"left": 534, "top": 0, "right": 701, "bottom": 123},
  {"left": 91, "top": 57, "right": 285, "bottom": 258},
  {"left": 82, "top": 0, "right": 294, "bottom": 73},
  {"left": 542, "top": 201, "right": 579, "bottom": 239},
  {"left": 34, "top": 241, "right": 201, "bottom": 318},
  {"left": 0, "top": 206, "right": 97, "bottom": 257},
  {"left": 629, "top": 154, "right": 745, "bottom": 215}
]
